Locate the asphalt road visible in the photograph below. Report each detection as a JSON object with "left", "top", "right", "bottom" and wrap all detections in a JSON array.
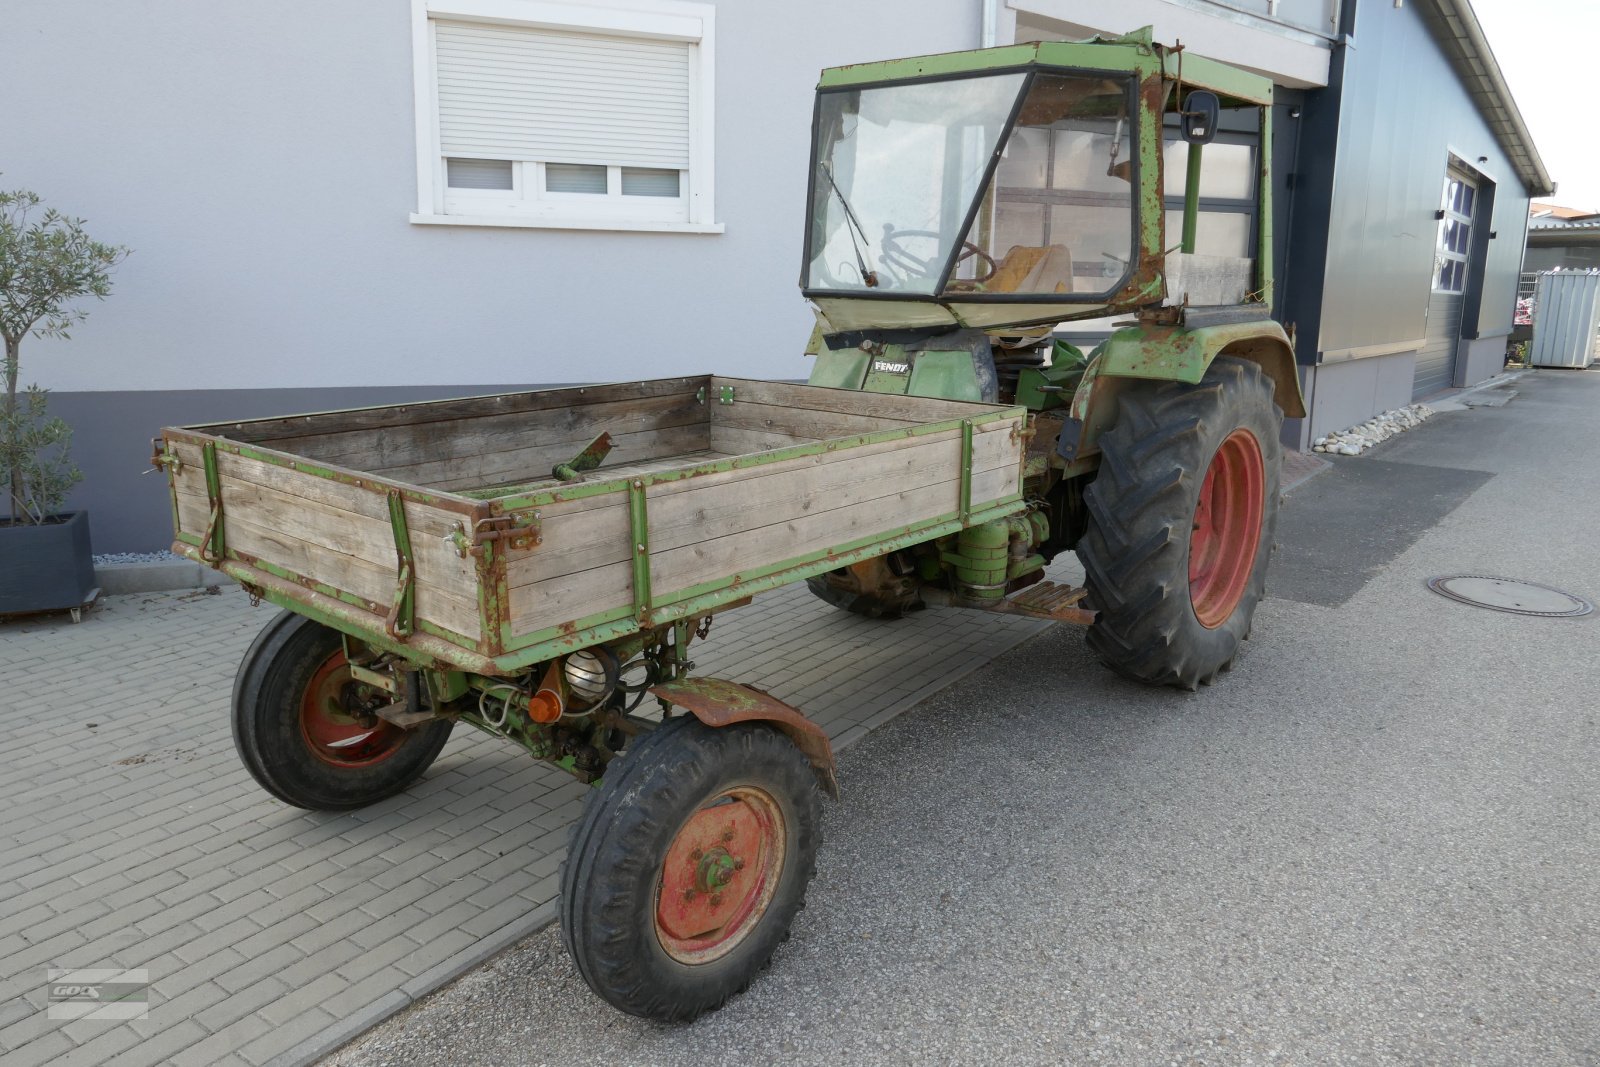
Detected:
[{"left": 328, "top": 369, "right": 1600, "bottom": 1066}]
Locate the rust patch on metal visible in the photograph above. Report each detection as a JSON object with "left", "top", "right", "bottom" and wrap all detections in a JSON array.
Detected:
[{"left": 650, "top": 677, "right": 839, "bottom": 798}]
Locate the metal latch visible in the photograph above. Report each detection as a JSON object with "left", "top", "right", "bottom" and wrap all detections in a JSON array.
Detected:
[
  {"left": 696, "top": 385, "right": 736, "bottom": 405},
  {"left": 448, "top": 513, "right": 543, "bottom": 558}
]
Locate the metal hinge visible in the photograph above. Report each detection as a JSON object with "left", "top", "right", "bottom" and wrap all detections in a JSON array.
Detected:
[{"left": 447, "top": 512, "right": 543, "bottom": 559}]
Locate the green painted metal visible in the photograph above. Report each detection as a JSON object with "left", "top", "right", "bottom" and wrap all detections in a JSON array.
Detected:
[
  {"left": 1095, "top": 319, "right": 1298, "bottom": 389},
  {"left": 628, "top": 479, "right": 652, "bottom": 623},
  {"left": 1257, "top": 103, "right": 1275, "bottom": 307},
  {"left": 906, "top": 351, "right": 985, "bottom": 402},
  {"left": 816, "top": 35, "right": 1155, "bottom": 90},
  {"left": 1160, "top": 47, "right": 1274, "bottom": 106},
  {"left": 385, "top": 490, "right": 416, "bottom": 639},
  {"left": 807, "top": 347, "right": 870, "bottom": 389},
  {"left": 1182, "top": 142, "right": 1204, "bottom": 255},
  {"left": 959, "top": 420, "right": 974, "bottom": 525},
  {"left": 425, "top": 669, "right": 471, "bottom": 704},
  {"left": 200, "top": 442, "right": 224, "bottom": 564},
  {"left": 552, "top": 431, "right": 613, "bottom": 482},
  {"left": 945, "top": 520, "right": 1010, "bottom": 601},
  {"left": 862, "top": 345, "right": 913, "bottom": 394},
  {"left": 1013, "top": 343, "right": 1086, "bottom": 411}
]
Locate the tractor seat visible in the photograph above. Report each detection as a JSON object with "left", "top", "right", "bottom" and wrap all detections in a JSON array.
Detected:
[{"left": 985, "top": 244, "right": 1074, "bottom": 294}]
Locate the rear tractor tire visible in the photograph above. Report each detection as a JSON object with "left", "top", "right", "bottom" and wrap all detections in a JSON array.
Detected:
[
  {"left": 232, "top": 611, "right": 454, "bottom": 810},
  {"left": 560, "top": 715, "right": 821, "bottom": 1022},
  {"left": 1076, "top": 356, "right": 1282, "bottom": 689}
]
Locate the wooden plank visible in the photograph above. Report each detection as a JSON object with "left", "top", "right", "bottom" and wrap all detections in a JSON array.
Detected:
[
  {"left": 503, "top": 419, "right": 1020, "bottom": 595},
  {"left": 469, "top": 450, "right": 723, "bottom": 499},
  {"left": 714, "top": 377, "right": 1013, "bottom": 423},
  {"left": 171, "top": 440, "right": 470, "bottom": 557},
  {"left": 387, "top": 421, "right": 712, "bottom": 492},
  {"left": 500, "top": 418, "right": 1015, "bottom": 525},
  {"left": 707, "top": 425, "right": 819, "bottom": 455},
  {"left": 190, "top": 376, "right": 711, "bottom": 443},
  {"left": 507, "top": 561, "right": 634, "bottom": 636},
  {"left": 176, "top": 495, "right": 483, "bottom": 639},
  {"left": 171, "top": 440, "right": 482, "bottom": 639},
  {"left": 293, "top": 388, "right": 708, "bottom": 470},
  {"left": 712, "top": 400, "right": 909, "bottom": 441},
  {"left": 650, "top": 464, "right": 1018, "bottom": 594},
  {"left": 647, "top": 430, "right": 1015, "bottom": 555}
]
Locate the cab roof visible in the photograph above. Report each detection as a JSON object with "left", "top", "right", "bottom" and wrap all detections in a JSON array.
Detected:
[{"left": 817, "top": 28, "right": 1274, "bottom": 108}]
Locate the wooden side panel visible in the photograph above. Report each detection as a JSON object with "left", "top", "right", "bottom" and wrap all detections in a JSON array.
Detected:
[
  {"left": 503, "top": 416, "right": 1024, "bottom": 638},
  {"left": 706, "top": 425, "right": 819, "bottom": 456},
  {"left": 168, "top": 440, "right": 483, "bottom": 640},
  {"left": 209, "top": 381, "right": 711, "bottom": 493},
  {"left": 714, "top": 377, "right": 1009, "bottom": 422}
]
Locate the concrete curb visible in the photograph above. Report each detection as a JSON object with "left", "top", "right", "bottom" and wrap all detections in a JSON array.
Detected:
[{"left": 94, "top": 560, "right": 216, "bottom": 596}]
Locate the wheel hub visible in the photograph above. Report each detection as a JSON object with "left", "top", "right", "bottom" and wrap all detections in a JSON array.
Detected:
[
  {"left": 656, "top": 788, "right": 785, "bottom": 963},
  {"left": 299, "top": 652, "right": 407, "bottom": 768},
  {"left": 1188, "top": 429, "right": 1265, "bottom": 629}
]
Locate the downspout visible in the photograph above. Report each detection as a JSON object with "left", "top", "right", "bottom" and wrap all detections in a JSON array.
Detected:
[{"left": 981, "top": 0, "right": 999, "bottom": 48}]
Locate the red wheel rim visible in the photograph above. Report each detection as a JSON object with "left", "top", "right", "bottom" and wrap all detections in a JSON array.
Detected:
[
  {"left": 1188, "top": 429, "right": 1266, "bottom": 629},
  {"left": 655, "top": 787, "right": 786, "bottom": 964},
  {"left": 298, "top": 651, "right": 407, "bottom": 768}
]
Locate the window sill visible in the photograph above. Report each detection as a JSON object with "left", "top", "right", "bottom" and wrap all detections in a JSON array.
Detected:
[{"left": 410, "top": 213, "right": 725, "bottom": 234}]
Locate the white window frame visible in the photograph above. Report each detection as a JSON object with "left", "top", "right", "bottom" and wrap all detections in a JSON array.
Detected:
[{"left": 410, "top": 0, "right": 722, "bottom": 234}]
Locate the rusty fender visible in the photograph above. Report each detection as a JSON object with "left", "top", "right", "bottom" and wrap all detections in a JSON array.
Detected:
[{"left": 648, "top": 677, "right": 840, "bottom": 798}]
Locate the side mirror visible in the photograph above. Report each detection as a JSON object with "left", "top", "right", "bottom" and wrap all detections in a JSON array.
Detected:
[{"left": 1180, "top": 90, "right": 1220, "bottom": 145}]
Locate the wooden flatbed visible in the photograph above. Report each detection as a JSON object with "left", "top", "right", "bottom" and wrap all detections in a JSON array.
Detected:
[{"left": 158, "top": 376, "right": 1027, "bottom": 675}]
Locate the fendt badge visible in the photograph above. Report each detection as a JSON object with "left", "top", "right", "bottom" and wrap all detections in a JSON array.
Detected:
[{"left": 872, "top": 359, "right": 910, "bottom": 374}]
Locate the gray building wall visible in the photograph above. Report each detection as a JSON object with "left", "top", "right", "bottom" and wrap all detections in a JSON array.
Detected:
[
  {"left": 1316, "top": 0, "right": 1530, "bottom": 360},
  {"left": 7, "top": 0, "right": 981, "bottom": 552}
]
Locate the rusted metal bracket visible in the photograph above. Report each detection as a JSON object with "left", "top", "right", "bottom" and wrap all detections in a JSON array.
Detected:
[
  {"left": 447, "top": 513, "right": 543, "bottom": 559},
  {"left": 200, "top": 441, "right": 224, "bottom": 564},
  {"left": 150, "top": 437, "right": 183, "bottom": 475},
  {"left": 552, "top": 431, "right": 613, "bottom": 482},
  {"left": 385, "top": 491, "right": 416, "bottom": 639}
]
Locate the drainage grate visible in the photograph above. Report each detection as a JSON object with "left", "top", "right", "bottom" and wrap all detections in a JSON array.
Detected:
[{"left": 1426, "top": 575, "right": 1594, "bottom": 618}]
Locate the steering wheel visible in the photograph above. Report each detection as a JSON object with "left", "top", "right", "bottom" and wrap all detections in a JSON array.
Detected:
[{"left": 879, "top": 227, "right": 997, "bottom": 287}]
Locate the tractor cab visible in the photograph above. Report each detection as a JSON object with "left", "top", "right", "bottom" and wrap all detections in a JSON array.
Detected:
[{"left": 800, "top": 29, "right": 1278, "bottom": 339}]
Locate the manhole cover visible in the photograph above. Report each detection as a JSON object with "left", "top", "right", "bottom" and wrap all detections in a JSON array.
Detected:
[{"left": 1426, "top": 575, "right": 1594, "bottom": 617}]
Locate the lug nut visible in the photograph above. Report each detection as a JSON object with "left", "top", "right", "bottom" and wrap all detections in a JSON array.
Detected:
[
  {"left": 683, "top": 888, "right": 695, "bottom": 902},
  {"left": 734, "top": 858, "right": 745, "bottom": 870},
  {"left": 710, "top": 893, "right": 723, "bottom": 906},
  {"left": 691, "top": 848, "right": 703, "bottom": 861}
]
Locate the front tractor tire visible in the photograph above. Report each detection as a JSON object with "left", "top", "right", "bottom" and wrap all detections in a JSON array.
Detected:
[
  {"left": 232, "top": 612, "right": 454, "bottom": 810},
  {"left": 560, "top": 715, "right": 821, "bottom": 1022},
  {"left": 1077, "top": 356, "right": 1282, "bottom": 690}
]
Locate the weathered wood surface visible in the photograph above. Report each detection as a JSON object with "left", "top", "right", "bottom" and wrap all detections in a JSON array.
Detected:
[
  {"left": 169, "top": 439, "right": 482, "bottom": 639},
  {"left": 504, "top": 416, "right": 1023, "bottom": 636},
  {"left": 171, "top": 377, "right": 1028, "bottom": 655}
]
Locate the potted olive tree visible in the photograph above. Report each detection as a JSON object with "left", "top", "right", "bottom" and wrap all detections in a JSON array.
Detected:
[{"left": 1, "top": 189, "right": 128, "bottom": 617}]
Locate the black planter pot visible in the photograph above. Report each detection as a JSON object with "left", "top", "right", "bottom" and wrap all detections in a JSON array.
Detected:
[{"left": 0, "top": 510, "right": 97, "bottom": 616}]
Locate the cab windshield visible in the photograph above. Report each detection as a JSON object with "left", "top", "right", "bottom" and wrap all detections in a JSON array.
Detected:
[
  {"left": 805, "top": 71, "right": 1137, "bottom": 300},
  {"left": 806, "top": 74, "right": 1025, "bottom": 294}
]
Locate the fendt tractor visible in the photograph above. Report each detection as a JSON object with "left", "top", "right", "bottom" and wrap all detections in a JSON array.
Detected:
[{"left": 156, "top": 30, "right": 1304, "bottom": 1020}]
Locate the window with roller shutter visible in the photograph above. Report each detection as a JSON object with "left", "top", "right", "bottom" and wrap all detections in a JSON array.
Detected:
[{"left": 410, "top": 0, "right": 719, "bottom": 233}]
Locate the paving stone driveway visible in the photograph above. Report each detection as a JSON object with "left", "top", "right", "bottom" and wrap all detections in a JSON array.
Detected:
[{"left": 0, "top": 563, "right": 1077, "bottom": 1067}]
